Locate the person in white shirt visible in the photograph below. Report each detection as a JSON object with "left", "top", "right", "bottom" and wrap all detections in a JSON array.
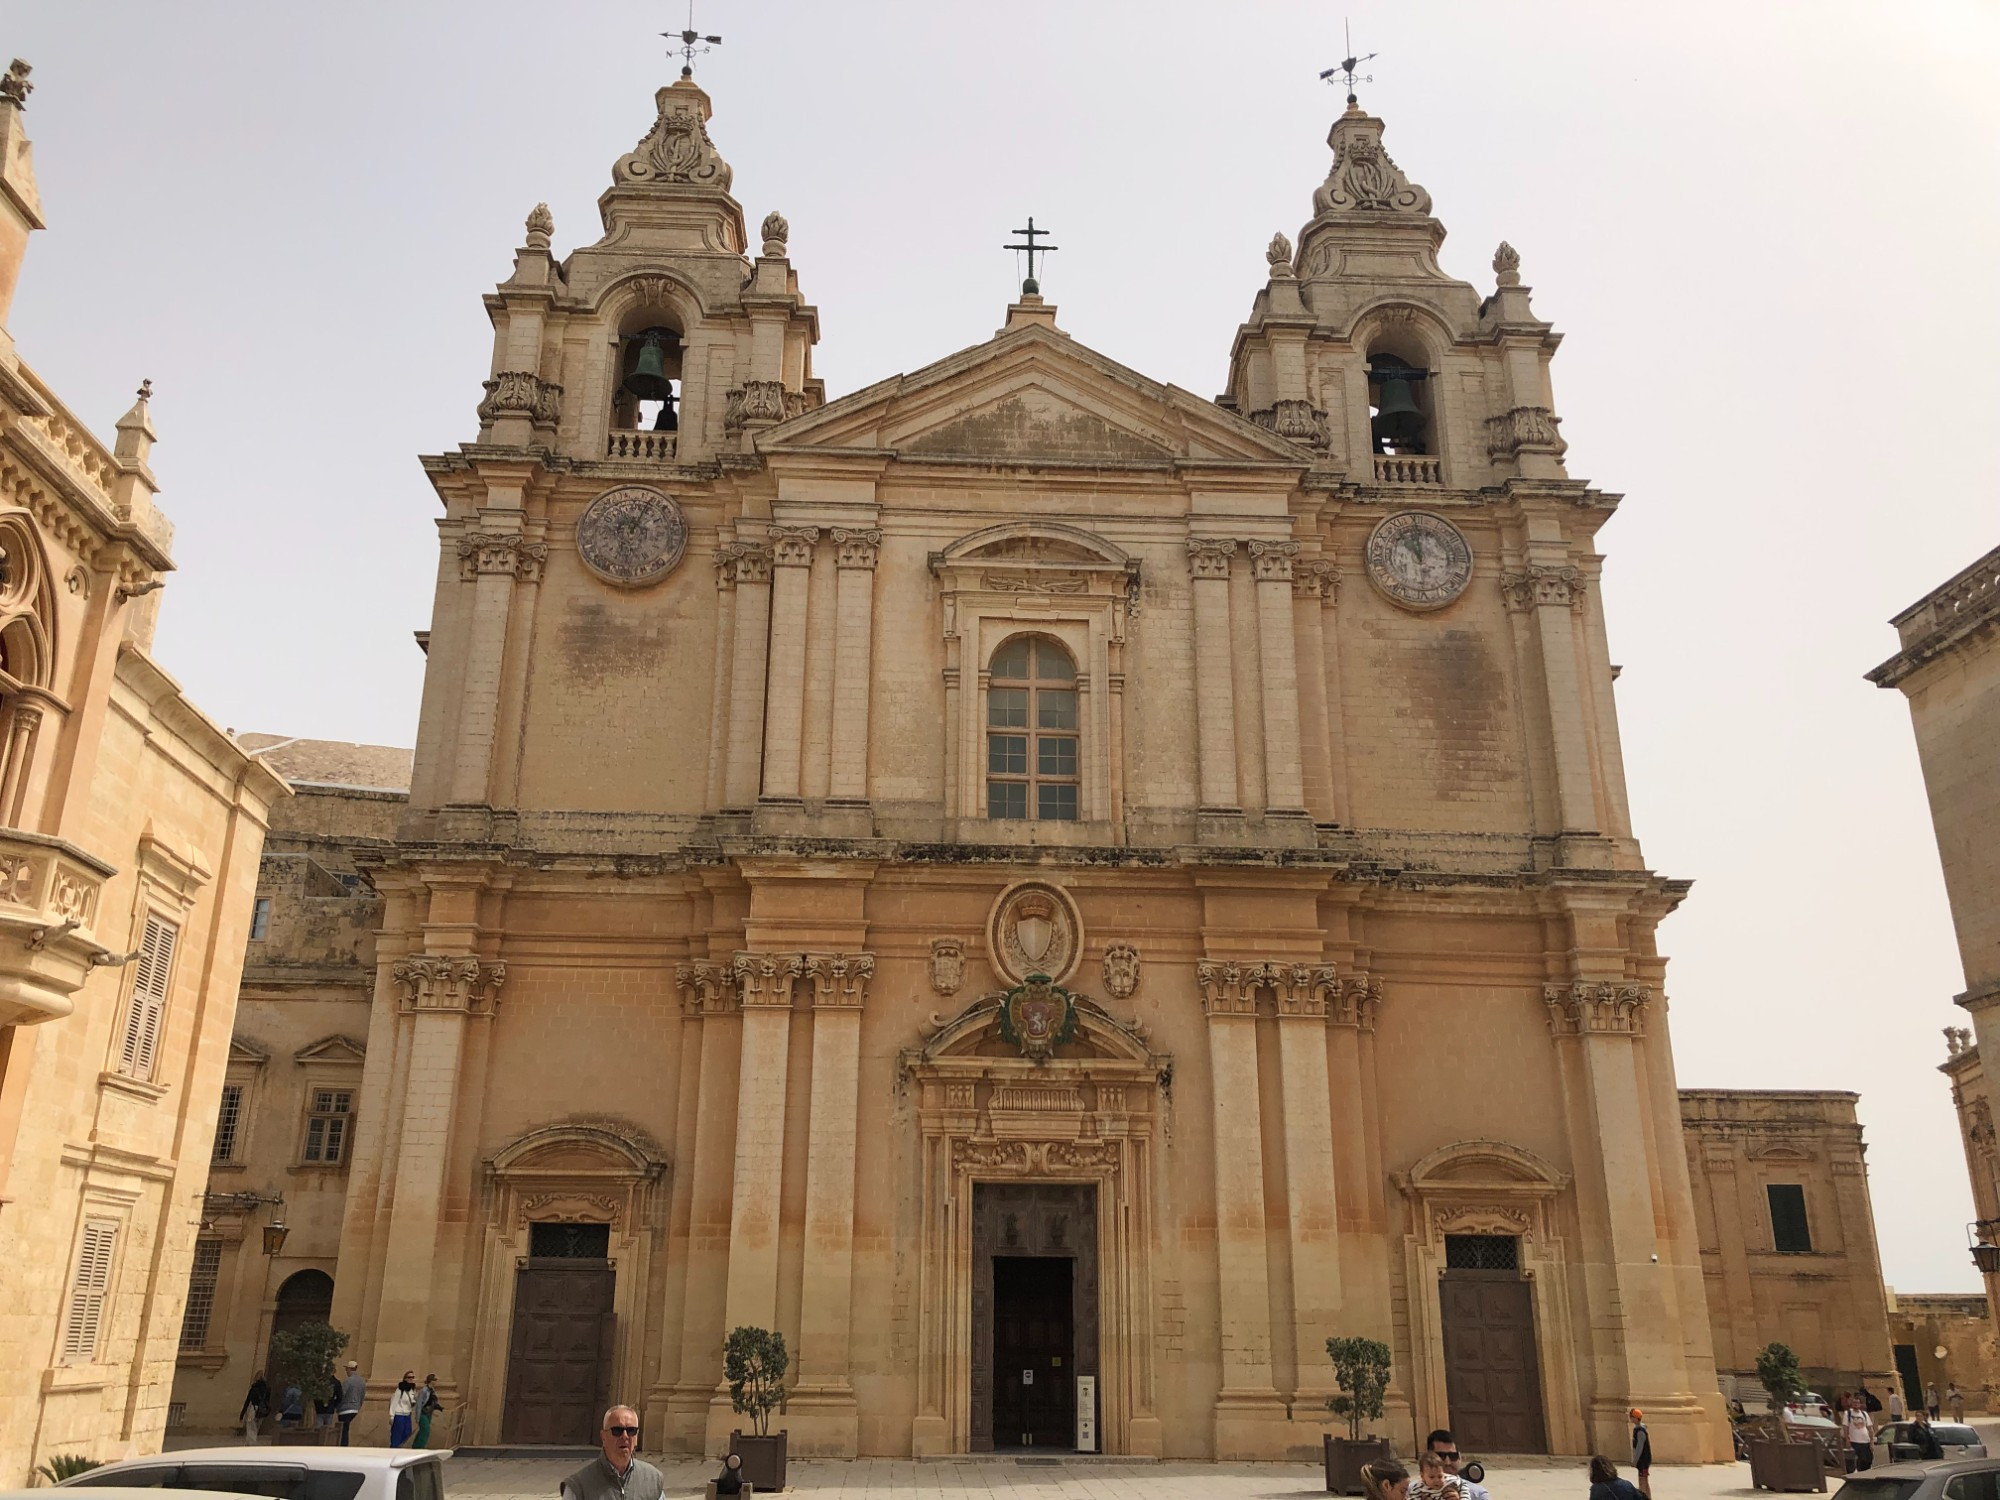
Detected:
[
  {"left": 1425, "top": 1430, "right": 1490, "bottom": 1500},
  {"left": 1843, "top": 1395, "right": 1875, "bottom": 1471}
]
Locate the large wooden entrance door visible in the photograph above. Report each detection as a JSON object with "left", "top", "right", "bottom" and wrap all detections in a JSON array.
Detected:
[
  {"left": 970, "top": 1183, "right": 1098, "bottom": 1451},
  {"left": 1440, "top": 1263, "right": 1547, "bottom": 1453},
  {"left": 501, "top": 1263, "right": 615, "bottom": 1443},
  {"left": 992, "top": 1256, "right": 1074, "bottom": 1447}
]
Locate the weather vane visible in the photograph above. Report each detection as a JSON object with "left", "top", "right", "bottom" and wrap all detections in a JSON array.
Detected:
[
  {"left": 1318, "top": 19, "right": 1376, "bottom": 105},
  {"left": 1005, "top": 217, "right": 1058, "bottom": 296},
  {"left": 664, "top": 0, "right": 722, "bottom": 78}
]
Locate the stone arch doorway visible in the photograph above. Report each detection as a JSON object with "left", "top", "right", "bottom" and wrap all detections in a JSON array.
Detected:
[
  {"left": 902, "top": 981, "right": 1166, "bottom": 1457},
  {"left": 266, "top": 1269, "right": 335, "bottom": 1371}
]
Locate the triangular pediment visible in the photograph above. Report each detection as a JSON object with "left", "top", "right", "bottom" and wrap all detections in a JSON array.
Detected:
[
  {"left": 763, "top": 323, "right": 1307, "bottom": 467},
  {"left": 294, "top": 1033, "right": 367, "bottom": 1066},
  {"left": 227, "top": 1037, "right": 271, "bottom": 1067}
]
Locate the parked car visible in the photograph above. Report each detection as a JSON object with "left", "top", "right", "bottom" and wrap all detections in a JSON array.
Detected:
[
  {"left": 1874, "top": 1425, "right": 1990, "bottom": 1463},
  {"left": 1835, "top": 1456, "right": 2000, "bottom": 1500},
  {"left": 1789, "top": 1392, "right": 1837, "bottom": 1421},
  {"left": 6, "top": 1490, "right": 270, "bottom": 1500},
  {"left": 59, "top": 1448, "right": 448, "bottom": 1500}
]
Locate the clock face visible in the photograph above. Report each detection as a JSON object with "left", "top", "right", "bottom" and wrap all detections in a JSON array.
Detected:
[
  {"left": 1364, "top": 511, "right": 1473, "bottom": 611},
  {"left": 575, "top": 485, "right": 688, "bottom": 587}
]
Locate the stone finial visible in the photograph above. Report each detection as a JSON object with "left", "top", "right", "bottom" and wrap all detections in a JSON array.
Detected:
[
  {"left": 0, "top": 60, "right": 30, "bottom": 110},
  {"left": 612, "top": 80, "right": 733, "bottom": 192},
  {"left": 1313, "top": 108, "right": 1431, "bottom": 216},
  {"left": 135, "top": 378, "right": 152, "bottom": 402},
  {"left": 760, "top": 210, "right": 789, "bottom": 257},
  {"left": 113, "top": 378, "right": 158, "bottom": 468},
  {"left": 1494, "top": 240, "right": 1521, "bottom": 286},
  {"left": 1266, "top": 232, "right": 1295, "bottom": 278},
  {"left": 525, "top": 202, "right": 553, "bottom": 248}
]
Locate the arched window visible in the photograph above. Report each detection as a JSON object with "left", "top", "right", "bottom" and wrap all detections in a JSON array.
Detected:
[
  {"left": 987, "top": 636, "right": 1079, "bottom": 822},
  {"left": 612, "top": 324, "right": 683, "bottom": 434},
  {"left": 265, "top": 1268, "right": 335, "bottom": 1370},
  {"left": 1366, "top": 349, "right": 1434, "bottom": 456}
]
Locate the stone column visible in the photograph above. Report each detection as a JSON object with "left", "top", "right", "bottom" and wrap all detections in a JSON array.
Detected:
[
  {"left": 1291, "top": 565, "right": 1336, "bottom": 823},
  {"left": 669, "top": 963, "right": 743, "bottom": 1450},
  {"left": 1248, "top": 541, "right": 1306, "bottom": 816},
  {"left": 1504, "top": 566, "right": 1598, "bottom": 834},
  {"left": 760, "top": 526, "right": 820, "bottom": 804},
  {"left": 794, "top": 952, "right": 874, "bottom": 1449},
  {"left": 450, "top": 532, "right": 546, "bottom": 805},
  {"left": 0, "top": 703, "right": 41, "bottom": 826},
  {"left": 1195, "top": 960, "right": 1287, "bottom": 1453},
  {"left": 1274, "top": 963, "right": 1342, "bottom": 1405},
  {"left": 827, "top": 529, "right": 880, "bottom": 804},
  {"left": 722, "top": 545, "right": 772, "bottom": 809},
  {"left": 1186, "top": 539, "right": 1241, "bottom": 814}
]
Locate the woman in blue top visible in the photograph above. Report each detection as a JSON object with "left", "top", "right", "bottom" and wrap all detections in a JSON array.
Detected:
[{"left": 1589, "top": 1455, "right": 1646, "bottom": 1500}]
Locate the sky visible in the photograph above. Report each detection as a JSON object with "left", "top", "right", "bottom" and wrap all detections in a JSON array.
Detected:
[{"left": 8, "top": 2, "right": 2000, "bottom": 1292}]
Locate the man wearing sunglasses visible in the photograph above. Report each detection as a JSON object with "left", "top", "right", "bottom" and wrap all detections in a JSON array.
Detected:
[
  {"left": 1427, "top": 1430, "right": 1491, "bottom": 1500},
  {"left": 561, "top": 1406, "right": 665, "bottom": 1500}
]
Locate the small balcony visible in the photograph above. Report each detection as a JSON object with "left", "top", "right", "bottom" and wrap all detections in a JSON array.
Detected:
[
  {"left": 1373, "top": 453, "right": 1443, "bottom": 486},
  {"left": 0, "top": 827, "right": 118, "bottom": 1029},
  {"left": 604, "top": 430, "right": 677, "bottom": 462}
]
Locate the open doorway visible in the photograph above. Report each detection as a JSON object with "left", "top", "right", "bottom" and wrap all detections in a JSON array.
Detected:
[{"left": 992, "top": 1255, "right": 1074, "bottom": 1448}]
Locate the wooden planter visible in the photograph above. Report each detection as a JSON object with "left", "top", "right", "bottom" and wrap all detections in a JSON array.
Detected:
[
  {"left": 1749, "top": 1439, "right": 1827, "bottom": 1493},
  {"left": 729, "top": 1430, "right": 787, "bottom": 1493},
  {"left": 1324, "top": 1435, "right": 1393, "bottom": 1495}
]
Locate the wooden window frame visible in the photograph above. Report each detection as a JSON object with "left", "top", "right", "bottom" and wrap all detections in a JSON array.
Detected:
[
  {"left": 985, "top": 635, "right": 1081, "bottom": 824},
  {"left": 115, "top": 910, "right": 180, "bottom": 1081},
  {"left": 211, "top": 1082, "right": 245, "bottom": 1164},
  {"left": 301, "top": 1087, "right": 354, "bottom": 1166},
  {"left": 60, "top": 1216, "right": 119, "bottom": 1364}
]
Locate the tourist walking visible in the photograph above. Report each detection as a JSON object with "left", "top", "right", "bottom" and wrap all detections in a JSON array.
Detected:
[
  {"left": 1948, "top": 1382, "right": 1964, "bottom": 1423},
  {"left": 1589, "top": 1456, "right": 1645, "bottom": 1500},
  {"left": 1843, "top": 1394, "right": 1875, "bottom": 1471},
  {"left": 1889, "top": 1386, "right": 1906, "bottom": 1422},
  {"left": 1360, "top": 1460, "right": 1411, "bottom": 1500},
  {"left": 389, "top": 1372, "right": 420, "bottom": 1448},
  {"left": 1927, "top": 1381, "right": 1940, "bottom": 1419},
  {"left": 561, "top": 1407, "right": 664, "bottom": 1500},
  {"left": 414, "top": 1375, "right": 444, "bottom": 1449},
  {"left": 1426, "top": 1430, "right": 1491, "bottom": 1500},
  {"left": 240, "top": 1372, "right": 269, "bottom": 1442},
  {"left": 1630, "top": 1409, "right": 1653, "bottom": 1500},
  {"left": 336, "top": 1361, "right": 366, "bottom": 1446}
]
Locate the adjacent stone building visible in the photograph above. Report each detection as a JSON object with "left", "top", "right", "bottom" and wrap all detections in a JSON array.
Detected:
[
  {"left": 168, "top": 739, "right": 407, "bottom": 1434},
  {"left": 0, "top": 63, "right": 286, "bottom": 1484},
  {"left": 300, "top": 65, "right": 1735, "bottom": 1463}
]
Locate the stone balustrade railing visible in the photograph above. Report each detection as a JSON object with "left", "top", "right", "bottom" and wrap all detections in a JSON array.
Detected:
[
  {"left": 605, "top": 430, "right": 677, "bottom": 461},
  {"left": 1372, "top": 453, "right": 1443, "bottom": 486},
  {"left": 0, "top": 827, "right": 118, "bottom": 1030}
]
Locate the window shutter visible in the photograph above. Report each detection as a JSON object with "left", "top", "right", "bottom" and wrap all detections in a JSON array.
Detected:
[
  {"left": 119, "top": 914, "right": 179, "bottom": 1078},
  {"left": 61, "top": 1218, "right": 118, "bottom": 1362},
  {"left": 180, "top": 1240, "right": 222, "bottom": 1351}
]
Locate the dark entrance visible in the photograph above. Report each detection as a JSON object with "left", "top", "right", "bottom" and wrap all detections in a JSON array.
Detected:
[
  {"left": 970, "top": 1183, "right": 1098, "bottom": 1451},
  {"left": 501, "top": 1223, "right": 615, "bottom": 1444},
  {"left": 265, "top": 1270, "right": 335, "bottom": 1372},
  {"left": 1894, "top": 1345, "right": 1923, "bottom": 1411},
  {"left": 1439, "top": 1235, "right": 1548, "bottom": 1453}
]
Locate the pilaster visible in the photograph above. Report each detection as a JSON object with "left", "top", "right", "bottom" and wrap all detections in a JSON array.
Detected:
[
  {"left": 1271, "top": 963, "right": 1342, "bottom": 1404},
  {"left": 1247, "top": 541, "right": 1308, "bottom": 822},
  {"left": 449, "top": 528, "right": 546, "bottom": 806},
  {"left": 1186, "top": 538, "right": 1242, "bottom": 824},
  {"left": 721, "top": 544, "right": 772, "bottom": 810},
  {"left": 758, "top": 526, "right": 820, "bottom": 809},
  {"left": 1503, "top": 563, "right": 1598, "bottom": 837},
  {"left": 826, "top": 528, "right": 880, "bottom": 810}
]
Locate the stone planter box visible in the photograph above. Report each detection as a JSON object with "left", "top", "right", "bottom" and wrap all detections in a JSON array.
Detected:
[
  {"left": 729, "top": 1430, "right": 786, "bottom": 1493},
  {"left": 1325, "top": 1434, "right": 1393, "bottom": 1495},
  {"left": 1750, "top": 1439, "right": 1827, "bottom": 1492}
]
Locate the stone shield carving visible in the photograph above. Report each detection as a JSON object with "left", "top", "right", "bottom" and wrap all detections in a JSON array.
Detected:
[
  {"left": 998, "top": 975, "right": 1078, "bottom": 1063},
  {"left": 576, "top": 486, "right": 689, "bottom": 588},
  {"left": 1102, "top": 942, "right": 1140, "bottom": 1000},
  {"left": 987, "top": 880, "right": 1083, "bottom": 987},
  {"left": 928, "top": 938, "right": 966, "bottom": 997}
]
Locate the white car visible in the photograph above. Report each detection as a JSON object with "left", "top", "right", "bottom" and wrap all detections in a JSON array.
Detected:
[
  {"left": 7, "top": 1489, "right": 269, "bottom": 1500},
  {"left": 59, "top": 1447, "right": 448, "bottom": 1500}
]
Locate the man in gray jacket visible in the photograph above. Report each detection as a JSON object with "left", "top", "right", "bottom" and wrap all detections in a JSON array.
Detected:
[
  {"left": 336, "top": 1361, "right": 367, "bottom": 1447},
  {"left": 561, "top": 1407, "right": 663, "bottom": 1500}
]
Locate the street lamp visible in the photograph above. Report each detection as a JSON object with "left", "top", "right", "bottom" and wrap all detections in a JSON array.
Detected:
[
  {"left": 261, "top": 1219, "right": 289, "bottom": 1256},
  {"left": 1966, "top": 1220, "right": 2000, "bottom": 1274}
]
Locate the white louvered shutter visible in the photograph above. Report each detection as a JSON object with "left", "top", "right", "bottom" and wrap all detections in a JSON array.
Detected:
[
  {"left": 60, "top": 1218, "right": 117, "bottom": 1362},
  {"left": 119, "top": 914, "right": 178, "bottom": 1078}
]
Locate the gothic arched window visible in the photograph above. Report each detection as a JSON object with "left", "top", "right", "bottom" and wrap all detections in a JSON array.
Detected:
[{"left": 986, "top": 635, "right": 1079, "bottom": 822}]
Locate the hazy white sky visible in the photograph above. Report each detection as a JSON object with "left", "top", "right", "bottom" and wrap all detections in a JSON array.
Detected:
[{"left": 10, "top": 2, "right": 1999, "bottom": 1291}]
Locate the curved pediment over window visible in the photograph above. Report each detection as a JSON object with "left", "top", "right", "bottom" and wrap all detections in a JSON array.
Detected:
[
  {"left": 936, "top": 521, "right": 1131, "bottom": 572},
  {"left": 1402, "top": 1137, "right": 1571, "bottom": 1192},
  {"left": 914, "top": 987, "right": 1156, "bottom": 1068}
]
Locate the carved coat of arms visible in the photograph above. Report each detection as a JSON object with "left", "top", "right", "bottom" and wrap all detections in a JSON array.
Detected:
[
  {"left": 1102, "top": 942, "right": 1140, "bottom": 1000},
  {"left": 988, "top": 880, "right": 1081, "bottom": 985},
  {"left": 928, "top": 937, "right": 966, "bottom": 997},
  {"left": 998, "top": 975, "right": 1077, "bottom": 1063}
]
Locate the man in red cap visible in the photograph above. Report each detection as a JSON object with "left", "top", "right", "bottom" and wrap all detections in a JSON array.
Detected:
[{"left": 1630, "top": 1409, "right": 1652, "bottom": 1498}]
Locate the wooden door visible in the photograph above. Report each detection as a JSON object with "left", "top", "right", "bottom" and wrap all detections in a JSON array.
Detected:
[
  {"left": 969, "top": 1183, "right": 1098, "bottom": 1451},
  {"left": 1440, "top": 1274, "right": 1547, "bottom": 1453},
  {"left": 501, "top": 1265, "right": 614, "bottom": 1444},
  {"left": 991, "top": 1256, "right": 1074, "bottom": 1448}
]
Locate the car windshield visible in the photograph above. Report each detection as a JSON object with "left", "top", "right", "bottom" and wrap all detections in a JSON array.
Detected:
[
  {"left": 1834, "top": 1479, "right": 1925, "bottom": 1500},
  {"left": 1938, "top": 1428, "right": 1982, "bottom": 1445}
]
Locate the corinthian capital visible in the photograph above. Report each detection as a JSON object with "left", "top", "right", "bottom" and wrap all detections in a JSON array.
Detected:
[
  {"left": 1500, "top": 564, "right": 1587, "bottom": 612},
  {"left": 1543, "top": 980, "right": 1651, "bottom": 1037},
  {"left": 1248, "top": 539, "right": 1301, "bottom": 582},
  {"left": 393, "top": 954, "right": 507, "bottom": 1015},
  {"left": 804, "top": 951, "right": 876, "bottom": 1008},
  {"left": 457, "top": 532, "right": 548, "bottom": 583},
  {"left": 674, "top": 959, "right": 735, "bottom": 1016},
  {"left": 831, "top": 527, "right": 882, "bottom": 570},
  {"left": 1185, "top": 537, "right": 1238, "bottom": 580},
  {"left": 732, "top": 950, "right": 806, "bottom": 1007},
  {"left": 767, "top": 525, "right": 821, "bottom": 568}
]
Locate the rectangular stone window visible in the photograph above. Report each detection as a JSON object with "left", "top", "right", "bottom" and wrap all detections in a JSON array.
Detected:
[
  {"left": 212, "top": 1083, "right": 244, "bottom": 1163},
  {"left": 61, "top": 1217, "right": 118, "bottom": 1362},
  {"left": 303, "top": 1089, "right": 353, "bottom": 1164},
  {"left": 117, "top": 912, "right": 180, "bottom": 1080},
  {"left": 250, "top": 897, "right": 272, "bottom": 941},
  {"left": 1768, "top": 1183, "right": 1812, "bottom": 1253},
  {"left": 180, "top": 1240, "right": 222, "bottom": 1351},
  {"left": 986, "top": 636, "right": 1079, "bottom": 822}
]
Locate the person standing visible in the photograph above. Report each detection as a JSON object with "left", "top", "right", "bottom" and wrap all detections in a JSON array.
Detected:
[
  {"left": 240, "top": 1371, "right": 269, "bottom": 1443},
  {"left": 1926, "top": 1381, "right": 1940, "bottom": 1419},
  {"left": 414, "top": 1375, "right": 444, "bottom": 1449},
  {"left": 1889, "top": 1385, "right": 1906, "bottom": 1422},
  {"left": 1912, "top": 1412, "right": 1944, "bottom": 1460},
  {"left": 1360, "top": 1461, "right": 1411, "bottom": 1500},
  {"left": 560, "top": 1407, "right": 665, "bottom": 1500},
  {"left": 1629, "top": 1409, "right": 1653, "bottom": 1500},
  {"left": 1425, "top": 1430, "right": 1490, "bottom": 1500},
  {"left": 1843, "top": 1395, "right": 1875, "bottom": 1471},
  {"left": 389, "top": 1372, "right": 420, "bottom": 1448},
  {"left": 1589, "top": 1455, "right": 1646, "bottom": 1500},
  {"left": 1948, "top": 1382, "right": 1964, "bottom": 1423},
  {"left": 336, "top": 1361, "right": 367, "bottom": 1446}
]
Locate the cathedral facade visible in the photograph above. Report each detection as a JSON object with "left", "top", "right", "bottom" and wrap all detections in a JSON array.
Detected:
[{"left": 325, "top": 71, "right": 1731, "bottom": 1462}]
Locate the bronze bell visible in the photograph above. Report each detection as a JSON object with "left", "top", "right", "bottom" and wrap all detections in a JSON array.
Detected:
[
  {"left": 1369, "top": 359, "right": 1428, "bottom": 449},
  {"left": 623, "top": 330, "right": 676, "bottom": 402}
]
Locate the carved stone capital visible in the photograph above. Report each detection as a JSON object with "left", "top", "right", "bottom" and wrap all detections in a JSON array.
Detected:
[
  {"left": 831, "top": 527, "right": 882, "bottom": 570},
  {"left": 1249, "top": 400, "right": 1332, "bottom": 450},
  {"left": 457, "top": 532, "right": 548, "bottom": 583},
  {"left": 732, "top": 950, "right": 806, "bottom": 1008},
  {"left": 1275, "top": 961, "right": 1340, "bottom": 1018},
  {"left": 393, "top": 954, "right": 507, "bottom": 1015},
  {"left": 476, "top": 371, "right": 562, "bottom": 428},
  {"left": 724, "top": 379, "right": 790, "bottom": 431},
  {"left": 1500, "top": 565, "right": 1586, "bottom": 612},
  {"left": 1196, "top": 958, "right": 1336, "bottom": 1018},
  {"left": 1292, "top": 559, "right": 1341, "bottom": 603},
  {"left": 1543, "top": 980, "right": 1651, "bottom": 1037},
  {"left": 1248, "top": 539, "right": 1302, "bottom": 582},
  {"left": 673, "top": 959, "right": 735, "bottom": 1016},
  {"left": 804, "top": 951, "right": 876, "bottom": 1008},
  {"left": 1486, "top": 404, "right": 1566, "bottom": 461},
  {"left": 1334, "top": 974, "right": 1383, "bottom": 1030},
  {"left": 767, "top": 525, "right": 821, "bottom": 568},
  {"left": 727, "top": 542, "right": 770, "bottom": 585},
  {"left": 1185, "top": 537, "right": 1238, "bottom": 580}
]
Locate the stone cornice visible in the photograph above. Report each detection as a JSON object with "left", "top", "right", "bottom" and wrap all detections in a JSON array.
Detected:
[{"left": 1870, "top": 546, "right": 2000, "bottom": 689}]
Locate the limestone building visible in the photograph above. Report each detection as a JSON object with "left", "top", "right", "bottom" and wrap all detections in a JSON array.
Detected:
[
  {"left": 0, "top": 63, "right": 286, "bottom": 1484},
  {"left": 1871, "top": 548, "right": 2000, "bottom": 1329},
  {"left": 167, "top": 739, "right": 408, "bottom": 1435},
  {"left": 319, "top": 66, "right": 1733, "bottom": 1462}
]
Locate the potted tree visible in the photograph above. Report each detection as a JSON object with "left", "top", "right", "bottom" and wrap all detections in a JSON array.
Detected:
[
  {"left": 1323, "top": 1336, "right": 1394, "bottom": 1494},
  {"left": 1748, "top": 1341, "right": 1825, "bottom": 1492},
  {"left": 725, "top": 1325, "right": 789, "bottom": 1492},
  {"left": 265, "top": 1322, "right": 349, "bottom": 1446}
]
